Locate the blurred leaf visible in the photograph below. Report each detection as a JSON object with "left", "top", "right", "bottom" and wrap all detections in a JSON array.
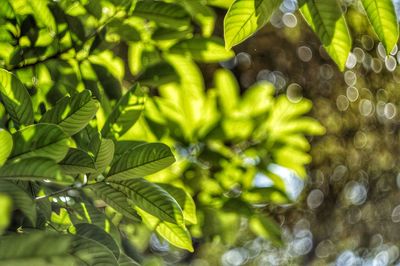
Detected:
[
  {"left": 0, "top": 157, "right": 64, "bottom": 182},
  {"left": 101, "top": 84, "right": 145, "bottom": 139},
  {"left": 224, "top": 0, "right": 283, "bottom": 49},
  {"left": 180, "top": 0, "right": 216, "bottom": 37},
  {"left": 215, "top": 69, "right": 239, "bottom": 115},
  {"left": 40, "top": 90, "right": 99, "bottom": 136},
  {"left": 299, "top": 0, "right": 352, "bottom": 71},
  {"left": 0, "top": 69, "right": 34, "bottom": 125},
  {"left": 118, "top": 253, "right": 140, "bottom": 266},
  {"left": 137, "top": 61, "right": 179, "bottom": 87},
  {"left": 0, "top": 193, "right": 12, "bottom": 234},
  {"left": 28, "top": 0, "right": 57, "bottom": 33},
  {"left": 75, "top": 223, "right": 120, "bottom": 259},
  {"left": 92, "top": 63, "right": 122, "bottom": 100},
  {"left": 249, "top": 214, "right": 282, "bottom": 246},
  {"left": 107, "top": 142, "right": 175, "bottom": 180},
  {"left": 59, "top": 148, "right": 96, "bottom": 175},
  {"left": 169, "top": 37, "right": 234, "bottom": 63},
  {"left": 0, "top": 180, "right": 36, "bottom": 226},
  {"left": 109, "top": 178, "right": 184, "bottom": 225},
  {"left": 0, "top": 232, "right": 74, "bottom": 265},
  {"left": 10, "top": 124, "right": 69, "bottom": 162},
  {"left": 90, "top": 182, "right": 141, "bottom": 221},
  {"left": 0, "top": 129, "right": 12, "bottom": 166},
  {"left": 70, "top": 235, "right": 118, "bottom": 265},
  {"left": 132, "top": 1, "right": 190, "bottom": 29},
  {"left": 361, "top": 0, "right": 399, "bottom": 53}
]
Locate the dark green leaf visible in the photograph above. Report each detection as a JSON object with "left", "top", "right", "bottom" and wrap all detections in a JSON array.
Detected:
[
  {"left": 0, "top": 129, "right": 12, "bottom": 166},
  {"left": 59, "top": 148, "right": 96, "bottom": 175}
]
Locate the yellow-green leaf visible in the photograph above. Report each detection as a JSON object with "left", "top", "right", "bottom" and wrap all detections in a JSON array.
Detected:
[
  {"left": 361, "top": 0, "right": 399, "bottom": 53},
  {"left": 299, "top": 0, "right": 352, "bottom": 71},
  {"left": 224, "top": 0, "right": 283, "bottom": 49}
]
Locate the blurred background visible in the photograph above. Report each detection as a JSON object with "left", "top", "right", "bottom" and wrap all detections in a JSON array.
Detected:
[{"left": 142, "top": 1, "right": 400, "bottom": 265}]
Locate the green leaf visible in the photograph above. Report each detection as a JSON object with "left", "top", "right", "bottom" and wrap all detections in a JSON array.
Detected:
[
  {"left": 40, "top": 90, "right": 99, "bottom": 136},
  {"left": 0, "top": 180, "right": 37, "bottom": 226},
  {"left": 215, "top": 69, "right": 240, "bottom": 115},
  {"left": 249, "top": 214, "right": 282, "bottom": 246},
  {"left": 137, "top": 62, "right": 179, "bottom": 87},
  {"left": 101, "top": 84, "right": 145, "bottom": 139},
  {"left": 109, "top": 178, "right": 184, "bottom": 225},
  {"left": 180, "top": 0, "right": 216, "bottom": 37},
  {"left": 59, "top": 148, "right": 96, "bottom": 175},
  {"left": 0, "top": 69, "right": 34, "bottom": 125},
  {"left": 0, "top": 232, "right": 74, "bottom": 265},
  {"left": 107, "top": 142, "right": 175, "bottom": 180},
  {"left": 28, "top": 0, "right": 57, "bottom": 34},
  {"left": 223, "top": 0, "right": 283, "bottom": 49},
  {"left": 361, "top": 0, "right": 399, "bottom": 53},
  {"left": 137, "top": 208, "right": 193, "bottom": 252},
  {"left": 71, "top": 235, "right": 118, "bottom": 265},
  {"left": 10, "top": 124, "right": 70, "bottom": 162},
  {"left": 299, "top": 0, "right": 352, "bottom": 71},
  {"left": 169, "top": 37, "right": 235, "bottom": 63},
  {"left": 0, "top": 129, "right": 12, "bottom": 166},
  {"left": 89, "top": 134, "right": 115, "bottom": 177},
  {"left": 75, "top": 223, "right": 120, "bottom": 260},
  {"left": 0, "top": 157, "right": 64, "bottom": 182},
  {"left": 132, "top": 1, "right": 190, "bottom": 29},
  {"left": 157, "top": 184, "right": 197, "bottom": 225},
  {"left": 118, "top": 253, "right": 140, "bottom": 266},
  {"left": 90, "top": 182, "right": 140, "bottom": 221},
  {"left": 0, "top": 193, "right": 12, "bottom": 234}
]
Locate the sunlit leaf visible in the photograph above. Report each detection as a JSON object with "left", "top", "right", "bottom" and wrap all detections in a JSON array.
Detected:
[
  {"left": 90, "top": 182, "right": 140, "bottom": 221},
  {"left": 109, "top": 178, "right": 184, "bottom": 225},
  {"left": 107, "top": 142, "right": 175, "bottom": 180},
  {"left": 169, "top": 37, "right": 234, "bottom": 63},
  {"left": 88, "top": 134, "right": 115, "bottom": 177},
  {"left": 137, "top": 208, "right": 193, "bottom": 252},
  {"left": 0, "top": 69, "right": 34, "bottom": 125},
  {"left": 180, "top": 0, "right": 216, "bottom": 37},
  {"left": 0, "top": 157, "right": 64, "bottom": 182},
  {"left": 28, "top": 0, "right": 56, "bottom": 34},
  {"left": 249, "top": 214, "right": 282, "bottom": 246},
  {"left": 0, "top": 180, "right": 36, "bottom": 226},
  {"left": 59, "top": 148, "right": 96, "bottom": 175},
  {"left": 299, "top": 0, "right": 352, "bottom": 71},
  {"left": 224, "top": 0, "right": 283, "bottom": 49},
  {"left": 0, "top": 129, "right": 12, "bottom": 166},
  {"left": 132, "top": 1, "right": 190, "bottom": 29},
  {"left": 40, "top": 90, "right": 99, "bottom": 136},
  {"left": 361, "top": 0, "right": 399, "bottom": 53},
  {"left": 101, "top": 84, "right": 145, "bottom": 139},
  {"left": 74, "top": 223, "right": 120, "bottom": 259},
  {"left": 157, "top": 183, "right": 197, "bottom": 225},
  {"left": 215, "top": 69, "right": 239, "bottom": 115},
  {"left": 10, "top": 124, "right": 69, "bottom": 162}
]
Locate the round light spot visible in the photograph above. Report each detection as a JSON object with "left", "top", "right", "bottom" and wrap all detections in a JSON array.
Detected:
[
  {"left": 359, "top": 99, "right": 374, "bottom": 116},
  {"left": 346, "top": 86, "right": 359, "bottom": 102},
  {"left": 307, "top": 189, "right": 324, "bottom": 209},
  {"left": 315, "top": 240, "right": 335, "bottom": 258},
  {"left": 377, "top": 42, "right": 387, "bottom": 59},
  {"left": 287, "top": 83, "right": 303, "bottom": 103},
  {"left": 221, "top": 248, "right": 249, "bottom": 266},
  {"left": 344, "top": 181, "right": 367, "bottom": 205},
  {"left": 319, "top": 64, "right": 334, "bottom": 79},
  {"left": 385, "top": 55, "right": 397, "bottom": 71},
  {"left": 282, "top": 13, "right": 297, "bottom": 28},
  {"left": 391, "top": 44, "right": 398, "bottom": 55},
  {"left": 372, "top": 58, "right": 383, "bottom": 73},
  {"left": 336, "top": 95, "right": 349, "bottom": 111},
  {"left": 346, "top": 53, "right": 357, "bottom": 69},
  {"left": 292, "top": 237, "right": 313, "bottom": 256},
  {"left": 361, "top": 35, "right": 374, "bottom": 50},
  {"left": 344, "top": 70, "right": 357, "bottom": 86},
  {"left": 353, "top": 47, "right": 365, "bottom": 63},
  {"left": 354, "top": 131, "right": 367, "bottom": 149},
  {"left": 384, "top": 103, "right": 397, "bottom": 119},
  {"left": 297, "top": 46, "right": 312, "bottom": 62},
  {"left": 392, "top": 205, "right": 400, "bottom": 223}
]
